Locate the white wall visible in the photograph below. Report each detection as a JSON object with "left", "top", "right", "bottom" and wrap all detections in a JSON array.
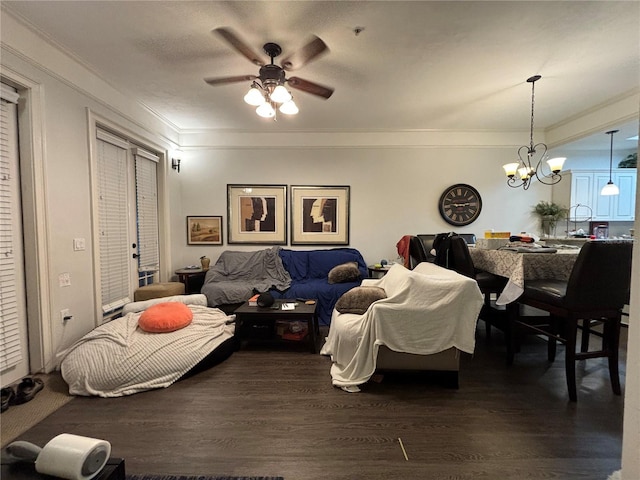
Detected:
[
  {"left": 170, "top": 145, "right": 550, "bottom": 272},
  {"left": 2, "top": 6, "right": 640, "bottom": 479},
  {"left": 1, "top": 12, "right": 180, "bottom": 363}
]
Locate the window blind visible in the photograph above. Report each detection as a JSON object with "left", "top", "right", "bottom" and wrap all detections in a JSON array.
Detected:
[
  {"left": 132, "top": 147, "right": 159, "bottom": 277},
  {"left": 0, "top": 84, "right": 22, "bottom": 370},
  {"left": 96, "top": 129, "right": 131, "bottom": 313}
]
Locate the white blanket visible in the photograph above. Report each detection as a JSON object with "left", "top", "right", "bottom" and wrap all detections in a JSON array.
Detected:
[
  {"left": 320, "top": 263, "right": 483, "bottom": 387},
  {"left": 59, "top": 304, "right": 234, "bottom": 397}
]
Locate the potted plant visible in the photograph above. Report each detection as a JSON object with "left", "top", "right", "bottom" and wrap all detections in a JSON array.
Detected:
[{"left": 532, "top": 200, "right": 569, "bottom": 238}]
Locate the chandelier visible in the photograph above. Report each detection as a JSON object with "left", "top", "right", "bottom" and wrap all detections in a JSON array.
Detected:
[
  {"left": 601, "top": 129, "right": 620, "bottom": 196},
  {"left": 503, "top": 75, "right": 566, "bottom": 190},
  {"left": 242, "top": 43, "right": 298, "bottom": 119}
]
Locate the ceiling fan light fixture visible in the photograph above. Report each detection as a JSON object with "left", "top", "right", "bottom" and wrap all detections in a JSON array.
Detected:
[
  {"left": 206, "top": 30, "right": 334, "bottom": 121},
  {"left": 244, "top": 86, "right": 265, "bottom": 106},
  {"left": 279, "top": 99, "right": 299, "bottom": 115},
  {"left": 270, "top": 85, "right": 292, "bottom": 103},
  {"left": 256, "top": 102, "right": 276, "bottom": 118}
]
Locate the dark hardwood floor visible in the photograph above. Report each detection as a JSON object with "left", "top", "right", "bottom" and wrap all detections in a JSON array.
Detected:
[{"left": 15, "top": 323, "right": 625, "bottom": 480}]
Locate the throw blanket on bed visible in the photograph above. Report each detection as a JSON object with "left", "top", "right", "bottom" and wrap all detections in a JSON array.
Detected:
[
  {"left": 320, "top": 262, "right": 484, "bottom": 388},
  {"left": 201, "top": 246, "right": 292, "bottom": 306},
  {"left": 58, "top": 305, "right": 234, "bottom": 397}
]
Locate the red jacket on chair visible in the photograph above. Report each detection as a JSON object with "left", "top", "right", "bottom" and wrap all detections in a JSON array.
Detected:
[{"left": 396, "top": 235, "right": 412, "bottom": 268}]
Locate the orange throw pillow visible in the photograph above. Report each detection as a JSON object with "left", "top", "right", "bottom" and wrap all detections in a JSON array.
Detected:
[{"left": 138, "top": 302, "right": 193, "bottom": 333}]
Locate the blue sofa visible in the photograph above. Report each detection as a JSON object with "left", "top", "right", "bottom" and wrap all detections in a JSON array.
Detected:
[
  {"left": 271, "top": 248, "right": 368, "bottom": 326},
  {"left": 200, "top": 247, "right": 367, "bottom": 327}
]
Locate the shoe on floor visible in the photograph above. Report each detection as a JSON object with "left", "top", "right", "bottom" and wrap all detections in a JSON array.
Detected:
[
  {"left": 13, "top": 377, "right": 44, "bottom": 405},
  {"left": 1, "top": 387, "right": 15, "bottom": 412}
]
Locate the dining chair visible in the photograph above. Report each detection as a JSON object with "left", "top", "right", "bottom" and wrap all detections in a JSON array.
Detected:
[
  {"left": 508, "top": 241, "right": 633, "bottom": 402},
  {"left": 440, "top": 236, "right": 508, "bottom": 337},
  {"left": 457, "top": 233, "right": 477, "bottom": 246},
  {"left": 408, "top": 235, "right": 429, "bottom": 269},
  {"left": 416, "top": 234, "right": 437, "bottom": 262}
]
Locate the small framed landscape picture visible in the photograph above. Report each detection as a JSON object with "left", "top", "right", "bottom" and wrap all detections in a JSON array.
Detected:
[
  {"left": 291, "top": 185, "right": 350, "bottom": 245},
  {"left": 187, "top": 216, "right": 223, "bottom": 245},
  {"left": 227, "top": 184, "right": 287, "bottom": 245}
]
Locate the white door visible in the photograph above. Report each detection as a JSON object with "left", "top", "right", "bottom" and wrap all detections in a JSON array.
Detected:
[
  {"left": 0, "top": 84, "right": 29, "bottom": 386},
  {"left": 94, "top": 128, "right": 160, "bottom": 321}
]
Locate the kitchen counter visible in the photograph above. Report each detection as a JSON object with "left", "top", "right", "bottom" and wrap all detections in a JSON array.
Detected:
[{"left": 541, "top": 237, "right": 589, "bottom": 247}]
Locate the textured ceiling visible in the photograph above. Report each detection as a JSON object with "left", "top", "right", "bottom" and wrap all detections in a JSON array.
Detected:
[{"left": 2, "top": 1, "right": 639, "bottom": 149}]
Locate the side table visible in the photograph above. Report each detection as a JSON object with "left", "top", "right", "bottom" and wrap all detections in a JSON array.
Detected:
[
  {"left": 1, "top": 458, "right": 125, "bottom": 480},
  {"left": 367, "top": 265, "right": 391, "bottom": 278},
  {"left": 175, "top": 268, "right": 207, "bottom": 294}
]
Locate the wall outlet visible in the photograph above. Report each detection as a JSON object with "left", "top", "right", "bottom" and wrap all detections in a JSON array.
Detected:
[
  {"left": 58, "top": 272, "right": 71, "bottom": 287},
  {"left": 61, "top": 309, "right": 71, "bottom": 324}
]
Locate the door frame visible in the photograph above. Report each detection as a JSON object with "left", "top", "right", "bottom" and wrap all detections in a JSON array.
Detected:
[
  {"left": 87, "top": 109, "right": 170, "bottom": 324},
  {"left": 1, "top": 67, "right": 52, "bottom": 373}
]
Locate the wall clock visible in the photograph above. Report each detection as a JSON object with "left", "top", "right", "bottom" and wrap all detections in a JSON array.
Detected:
[{"left": 438, "top": 184, "right": 482, "bottom": 226}]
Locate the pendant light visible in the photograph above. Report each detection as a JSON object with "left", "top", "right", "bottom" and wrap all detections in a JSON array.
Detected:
[{"left": 601, "top": 130, "right": 620, "bottom": 196}]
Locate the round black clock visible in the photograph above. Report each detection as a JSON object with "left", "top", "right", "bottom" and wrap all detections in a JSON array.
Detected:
[{"left": 438, "top": 184, "right": 482, "bottom": 226}]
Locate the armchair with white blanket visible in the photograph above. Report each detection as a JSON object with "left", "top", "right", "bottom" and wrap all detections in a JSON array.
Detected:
[{"left": 320, "top": 263, "right": 484, "bottom": 391}]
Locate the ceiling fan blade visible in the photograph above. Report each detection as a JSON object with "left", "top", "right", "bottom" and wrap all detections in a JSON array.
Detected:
[
  {"left": 287, "top": 77, "right": 334, "bottom": 99},
  {"left": 204, "top": 74, "right": 257, "bottom": 86},
  {"left": 281, "top": 36, "right": 329, "bottom": 71},
  {"left": 213, "top": 27, "right": 264, "bottom": 66}
]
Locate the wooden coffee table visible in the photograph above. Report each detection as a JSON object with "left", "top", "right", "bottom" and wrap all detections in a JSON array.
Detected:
[{"left": 233, "top": 300, "right": 319, "bottom": 353}]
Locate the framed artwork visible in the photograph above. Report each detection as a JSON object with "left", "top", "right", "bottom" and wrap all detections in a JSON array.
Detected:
[
  {"left": 291, "top": 185, "right": 350, "bottom": 245},
  {"left": 227, "top": 184, "right": 287, "bottom": 244},
  {"left": 187, "top": 216, "right": 223, "bottom": 245}
]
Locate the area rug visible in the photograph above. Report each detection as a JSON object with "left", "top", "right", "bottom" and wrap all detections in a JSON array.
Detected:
[{"left": 127, "top": 476, "right": 283, "bottom": 480}]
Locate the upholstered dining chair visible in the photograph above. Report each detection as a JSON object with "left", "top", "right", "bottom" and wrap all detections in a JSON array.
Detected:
[
  {"left": 416, "top": 234, "right": 437, "bottom": 263},
  {"left": 408, "top": 235, "right": 429, "bottom": 269},
  {"left": 508, "top": 241, "right": 633, "bottom": 402},
  {"left": 441, "top": 236, "right": 508, "bottom": 337}
]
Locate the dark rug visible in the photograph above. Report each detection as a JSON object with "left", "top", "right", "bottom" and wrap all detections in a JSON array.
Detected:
[{"left": 127, "top": 476, "right": 283, "bottom": 480}]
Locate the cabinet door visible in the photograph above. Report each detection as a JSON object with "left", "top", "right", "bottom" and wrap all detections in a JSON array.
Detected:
[
  {"left": 570, "top": 172, "right": 593, "bottom": 208},
  {"left": 613, "top": 170, "right": 636, "bottom": 220},
  {"left": 592, "top": 173, "right": 614, "bottom": 220}
]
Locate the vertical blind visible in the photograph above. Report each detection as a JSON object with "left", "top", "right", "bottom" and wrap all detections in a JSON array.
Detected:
[
  {"left": 0, "top": 84, "right": 22, "bottom": 370},
  {"left": 96, "top": 129, "right": 161, "bottom": 314},
  {"left": 96, "top": 129, "right": 131, "bottom": 314},
  {"left": 132, "top": 148, "right": 159, "bottom": 276}
]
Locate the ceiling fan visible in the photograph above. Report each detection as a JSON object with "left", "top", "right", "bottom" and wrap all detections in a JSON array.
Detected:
[{"left": 204, "top": 27, "right": 334, "bottom": 118}]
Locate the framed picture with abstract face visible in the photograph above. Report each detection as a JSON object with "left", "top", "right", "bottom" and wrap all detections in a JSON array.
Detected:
[
  {"left": 290, "top": 185, "right": 350, "bottom": 245},
  {"left": 186, "top": 216, "right": 223, "bottom": 245},
  {"left": 227, "top": 184, "right": 287, "bottom": 244}
]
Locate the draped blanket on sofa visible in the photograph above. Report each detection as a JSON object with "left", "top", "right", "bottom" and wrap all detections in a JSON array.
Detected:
[
  {"left": 201, "top": 246, "right": 292, "bottom": 306},
  {"left": 321, "top": 263, "right": 484, "bottom": 388}
]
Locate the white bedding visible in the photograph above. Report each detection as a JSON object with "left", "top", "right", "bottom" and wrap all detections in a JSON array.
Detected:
[
  {"left": 320, "top": 263, "right": 483, "bottom": 388},
  {"left": 59, "top": 303, "right": 234, "bottom": 397}
]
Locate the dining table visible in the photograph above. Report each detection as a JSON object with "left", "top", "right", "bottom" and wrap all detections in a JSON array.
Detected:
[{"left": 468, "top": 246, "right": 581, "bottom": 305}]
